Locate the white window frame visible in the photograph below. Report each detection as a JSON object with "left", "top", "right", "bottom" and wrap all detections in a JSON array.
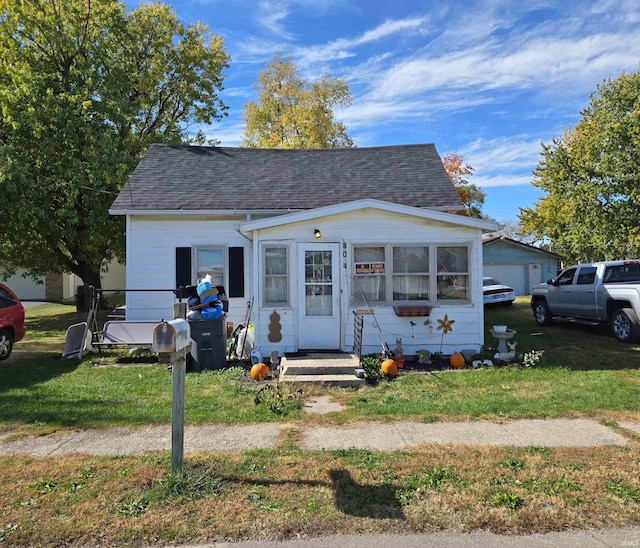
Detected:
[
  {"left": 392, "top": 245, "right": 430, "bottom": 302},
  {"left": 194, "top": 246, "right": 226, "bottom": 287},
  {"left": 352, "top": 245, "right": 386, "bottom": 304},
  {"left": 262, "top": 244, "right": 290, "bottom": 306},
  {"left": 435, "top": 245, "right": 470, "bottom": 302},
  {"left": 351, "top": 243, "right": 471, "bottom": 305}
]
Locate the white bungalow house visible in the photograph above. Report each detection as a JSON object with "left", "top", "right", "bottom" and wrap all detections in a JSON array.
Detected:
[{"left": 109, "top": 144, "right": 500, "bottom": 358}]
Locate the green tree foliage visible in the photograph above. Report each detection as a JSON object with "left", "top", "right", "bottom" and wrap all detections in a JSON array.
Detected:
[
  {"left": 242, "top": 53, "right": 353, "bottom": 149},
  {"left": 520, "top": 69, "right": 640, "bottom": 263},
  {"left": 442, "top": 152, "right": 486, "bottom": 218},
  {"left": 0, "top": 0, "right": 229, "bottom": 289}
]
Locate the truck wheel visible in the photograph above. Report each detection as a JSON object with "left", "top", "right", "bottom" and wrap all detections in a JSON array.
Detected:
[
  {"left": 611, "top": 308, "right": 640, "bottom": 343},
  {"left": 533, "top": 300, "right": 552, "bottom": 326}
]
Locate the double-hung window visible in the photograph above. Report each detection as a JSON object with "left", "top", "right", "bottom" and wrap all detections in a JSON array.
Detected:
[
  {"left": 393, "top": 246, "right": 429, "bottom": 301},
  {"left": 195, "top": 246, "right": 225, "bottom": 286},
  {"left": 351, "top": 244, "right": 470, "bottom": 305},
  {"left": 353, "top": 246, "right": 386, "bottom": 304},
  {"left": 263, "top": 246, "right": 289, "bottom": 305},
  {"left": 436, "top": 246, "right": 469, "bottom": 301},
  {"left": 176, "top": 246, "right": 245, "bottom": 297}
]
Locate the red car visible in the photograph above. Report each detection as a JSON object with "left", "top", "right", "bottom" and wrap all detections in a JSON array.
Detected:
[{"left": 0, "top": 283, "right": 25, "bottom": 360}]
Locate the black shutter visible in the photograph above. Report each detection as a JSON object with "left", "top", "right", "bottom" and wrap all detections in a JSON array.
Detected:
[
  {"left": 228, "top": 246, "right": 244, "bottom": 297},
  {"left": 175, "top": 247, "right": 192, "bottom": 295}
]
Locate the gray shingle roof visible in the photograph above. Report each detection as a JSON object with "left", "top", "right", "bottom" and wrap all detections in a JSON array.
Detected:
[{"left": 110, "top": 144, "right": 463, "bottom": 212}]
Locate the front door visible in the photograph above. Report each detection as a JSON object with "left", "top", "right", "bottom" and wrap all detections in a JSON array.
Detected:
[{"left": 298, "top": 243, "right": 341, "bottom": 349}]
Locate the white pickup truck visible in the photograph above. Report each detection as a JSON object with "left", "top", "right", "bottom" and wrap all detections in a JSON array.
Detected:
[{"left": 530, "top": 260, "right": 640, "bottom": 343}]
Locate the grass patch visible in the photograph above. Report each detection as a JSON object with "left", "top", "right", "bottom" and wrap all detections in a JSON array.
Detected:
[
  {"left": 490, "top": 490, "right": 526, "bottom": 510},
  {"left": 1, "top": 445, "right": 639, "bottom": 545},
  {"left": 498, "top": 457, "right": 526, "bottom": 471},
  {"left": 606, "top": 479, "right": 640, "bottom": 503}
]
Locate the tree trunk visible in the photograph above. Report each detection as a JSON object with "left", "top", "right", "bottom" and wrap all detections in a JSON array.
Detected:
[
  {"left": 81, "top": 269, "right": 102, "bottom": 292},
  {"left": 69, "top": 262, "right": 106, "bottom": 311}
]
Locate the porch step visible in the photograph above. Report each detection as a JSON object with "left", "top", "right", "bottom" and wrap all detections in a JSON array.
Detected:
[
  {"left": 278, "top": 374, "right": 365, "bottom": 388},
  {"left": 278, "top": 353, "right": 365, "bottom": 388},
  {"left": 281, "top": 363, "right": 359, "bottom": 376}
]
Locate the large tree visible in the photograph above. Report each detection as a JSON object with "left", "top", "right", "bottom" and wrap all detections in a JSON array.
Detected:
[
  {"left": 442, "top": 152, "right": 486, "bottom": 218},
  {"left": 520, "top": 69, "right": 640, "bottom": 263},
  {"left": 242, "top": 53, "right": 353, "bottom": 148},
  {"left": 0, "top": 0, "right": 229, "bottom": 290}
]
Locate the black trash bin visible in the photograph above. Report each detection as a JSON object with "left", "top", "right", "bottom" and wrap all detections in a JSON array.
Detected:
[
  {"left": 75, "top": 285, "right": 90, "bottom": 312},
  {"left": 188, "top": 319, "right": 227, "bottom": 372}
]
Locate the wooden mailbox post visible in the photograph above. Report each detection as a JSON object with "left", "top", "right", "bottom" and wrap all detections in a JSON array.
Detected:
[{"left": 152, "top": 316, "right": 190, "bottom": 473}]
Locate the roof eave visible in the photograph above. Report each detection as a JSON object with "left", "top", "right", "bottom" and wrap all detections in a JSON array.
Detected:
[
  {"left": 483, "top": 236, "right": 564, "bottom": 259},
  {"left": 108, "top": 208, "right": 307, "bottom": 217},
  {"left": 238, "top": 199, "right": 499, "bottom": 237}
]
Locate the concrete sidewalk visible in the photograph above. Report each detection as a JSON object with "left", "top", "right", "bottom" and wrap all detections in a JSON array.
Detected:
[
  {"left": 166, "top": 527, "right": 640, "bottom": 548},
  {"left": 1, "top": 417, "right": 638, "bottom": 457}
]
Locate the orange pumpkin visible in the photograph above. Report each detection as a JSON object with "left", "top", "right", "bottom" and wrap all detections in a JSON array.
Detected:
[
  {"left": 250, "top": 362, "right": 269, "bottom": 380},
  {"left": 449, "top": 352, "right": 465, "bottom": 369},
  {"left": 381, "top": 358, "right": 398, "bottom": 377}
]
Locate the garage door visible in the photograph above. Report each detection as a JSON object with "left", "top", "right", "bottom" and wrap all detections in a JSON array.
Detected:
[
  {"left": 484, "top": 264, "right": 526, "bottom": 296},
  {"left": 0, "top": 270, "right": 46, "bottom": 300}
]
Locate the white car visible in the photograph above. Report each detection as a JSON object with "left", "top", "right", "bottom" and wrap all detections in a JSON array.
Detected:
[{"left": 483, "top": 277, "right": 515, "bottom": 306}]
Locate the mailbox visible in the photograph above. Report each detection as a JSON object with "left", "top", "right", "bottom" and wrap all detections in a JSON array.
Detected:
[{"left": 153, "top": 319, "right": 191, "bottom": 354}]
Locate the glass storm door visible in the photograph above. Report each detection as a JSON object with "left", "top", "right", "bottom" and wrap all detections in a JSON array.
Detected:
[{"left": 298, "top": 243, "right": 341, "bottom": 349}]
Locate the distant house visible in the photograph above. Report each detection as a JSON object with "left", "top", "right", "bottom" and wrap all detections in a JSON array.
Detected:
[
  {"left": 1, "top": 262, "right": 126, "bottom": 303},
  {"left": 110, "top": 144, "right": 501, "bottom": 357},
  {"left": 483, "top": 236, "right": 563, "bottom": 295}
]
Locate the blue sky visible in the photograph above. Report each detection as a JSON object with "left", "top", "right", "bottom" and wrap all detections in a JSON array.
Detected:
[{"left": 159, "top": 0, "right": 640, "bottom": 223}]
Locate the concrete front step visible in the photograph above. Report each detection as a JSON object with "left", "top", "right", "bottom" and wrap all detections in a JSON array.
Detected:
[
  {"left": 278, "top": 353, "right": 364, "bottom": 387},
  {"left": 281, "top": 364, "right": 359, "bottom": 376},
  {"left": 279, "top": 373, "right": 365, "bottom": 388}
]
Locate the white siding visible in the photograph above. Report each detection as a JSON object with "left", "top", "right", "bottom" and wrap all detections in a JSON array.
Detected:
[
  {"left": 252, "top": 209, "right": 486, "bottom": 357},
  {"left": 125, "top": 216, "right": 252, "bottom": 332},
  {"left": 125, "top": 208, "right": 487, "bottom": 358}
]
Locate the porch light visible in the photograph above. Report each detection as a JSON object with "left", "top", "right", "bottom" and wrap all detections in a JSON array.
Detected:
[{"left": 314, "top": 228, "right": 322, "bottom": 239}]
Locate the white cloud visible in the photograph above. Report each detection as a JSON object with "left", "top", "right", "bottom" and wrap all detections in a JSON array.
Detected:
[
  {"left": 473, "top": 173, "right": 534, "bottom": 188},
  {"left": 291, "top": 16, "right": 429, "bottom": 70},
  {"left": 460, "top": 136, "right": 544, "bottom": 188},
  {"left": 369, "top": 32, "right": 640, "bottom": 104},
  {"left": 253, "top": 0, "right": 346, "bottom": 39},
  {"left": 339, "top": 94, "right": 492, "bottom": 129},
  {"left": 204, "top": 120, "right": 245, "bottom": 146}
]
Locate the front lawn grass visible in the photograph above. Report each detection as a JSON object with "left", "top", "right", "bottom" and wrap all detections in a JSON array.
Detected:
[
  {"left": 1, "top": 298, "right": 639, "bottom": 433},
  {"left": 1, "top": 444, "right": 639, "bottom": 546}
]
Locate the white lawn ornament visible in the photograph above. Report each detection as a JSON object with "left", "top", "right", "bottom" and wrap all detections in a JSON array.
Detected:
[{"left": 495, "top": 340, "right": 518, "bottom": 362}]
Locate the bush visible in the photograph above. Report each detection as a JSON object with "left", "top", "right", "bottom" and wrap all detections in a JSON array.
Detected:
[{"left": 361, "top": 356, "right": 384, "bottom": 382}]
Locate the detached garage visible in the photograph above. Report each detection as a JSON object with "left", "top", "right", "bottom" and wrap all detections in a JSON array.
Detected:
[
  {"left": 0, "top": 269, "right": 47, "bottom": 300},
  {"left": 483, "top": 236, "right": 562, "bottom": 296}
]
